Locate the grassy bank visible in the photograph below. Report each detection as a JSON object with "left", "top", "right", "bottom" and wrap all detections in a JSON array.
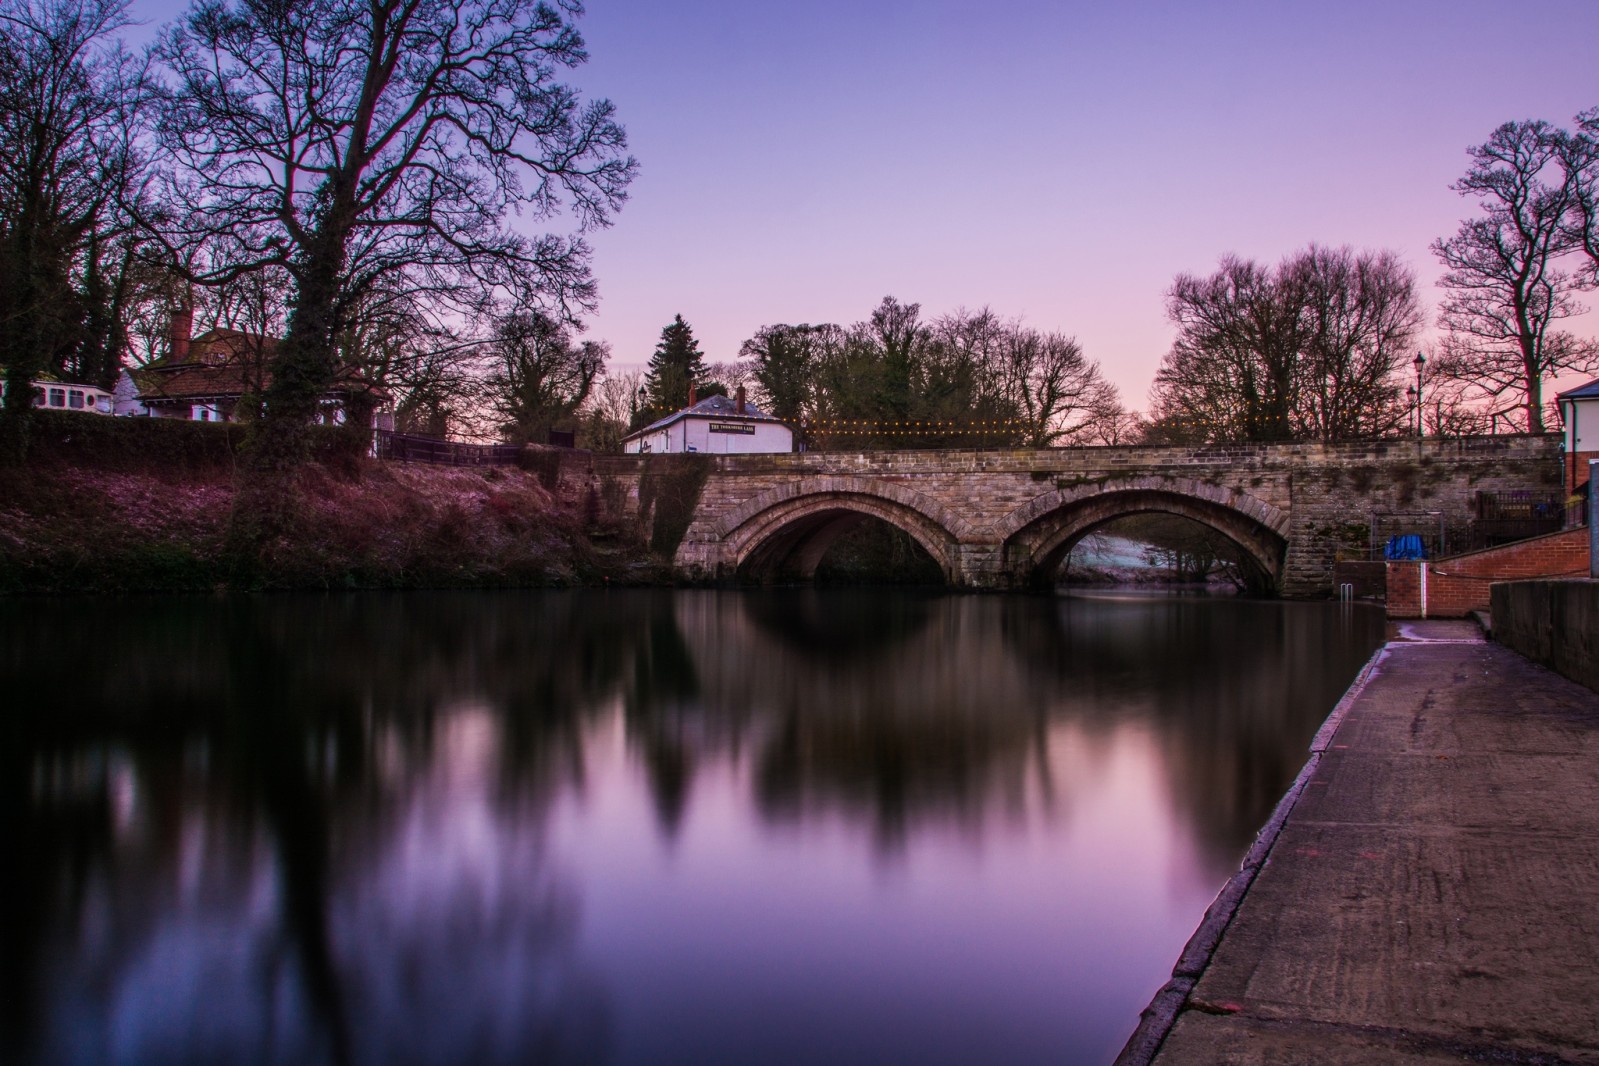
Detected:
[{"left": 0, "top": 412, "right": 662, "bottom": 594}]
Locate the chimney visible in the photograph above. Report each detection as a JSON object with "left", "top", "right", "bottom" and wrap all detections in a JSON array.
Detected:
[
  {"left": 687, "top": 382, "right": 697, "bottom": 408},
  {"left": 170, "top": 296, "right": 193, "bottom": 363},
  {"left": 736, "top": 385, "right": 746, "bottom": 415}
]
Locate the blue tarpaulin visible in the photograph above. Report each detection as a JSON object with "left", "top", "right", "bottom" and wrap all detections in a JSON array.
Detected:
[{"left": 1384, "top": 534, "right": 1427, "bottom": 560}]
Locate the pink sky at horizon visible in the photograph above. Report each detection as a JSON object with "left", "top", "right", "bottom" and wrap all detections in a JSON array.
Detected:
[
  {"left": 570, "top": 0, "right": 1599, "bottom": 409},
  {"left": 130, "top": 0, "right": 1599, "bottom": 411}
]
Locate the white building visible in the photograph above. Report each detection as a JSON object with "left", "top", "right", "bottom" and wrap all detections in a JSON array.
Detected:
[
  {"left": 623, "top": 387, "right": 793, "bottom": 455},
  {"left": 1, "top": 377, "right": 114, "bottom": 414}
]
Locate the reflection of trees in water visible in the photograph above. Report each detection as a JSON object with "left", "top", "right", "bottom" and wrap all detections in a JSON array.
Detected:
[
  {"left": 998, "top": 593, "right": 1386, "bottom": 864},
  {"left": 1, "top": 595, "right": 618, "bottom": 1066},
  {"left": 667, "top": 591, "right": 1382, "bottom": 866},
  {"left": 0, "top": 589, "right": 1383, "bottom": 1061},
  {"left": 675, "top": 591, "right": 1054, "bottom": 850}
]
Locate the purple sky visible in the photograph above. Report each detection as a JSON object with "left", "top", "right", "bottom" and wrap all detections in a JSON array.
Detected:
[{"left": 131, "top": 0, "right": 1599, "bottom": 409}]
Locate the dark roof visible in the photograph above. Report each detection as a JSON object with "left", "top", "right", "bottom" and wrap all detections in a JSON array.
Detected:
[
  {"left": 132, "top": 355, "right": 384, "bottom": 404},
  {"left": 1557, "top": 378, "right": 1599, "bottom": 400},
  {"left": 141, "top": 328, "right": 278, "bottom": 371},
  {"left": 624, "top": 392, "right": 784, "bottom": 441}
]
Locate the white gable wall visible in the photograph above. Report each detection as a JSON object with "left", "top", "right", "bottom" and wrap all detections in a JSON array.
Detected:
[
  {"left": 1564, "top": 395, "right": 1597, "bottom": 454},
  {"left": 625, "top": 415, "right": 792, "bottom": 454}
]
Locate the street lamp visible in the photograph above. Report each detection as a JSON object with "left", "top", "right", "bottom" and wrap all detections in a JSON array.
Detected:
[{"left": 1412, "top": 351, "right": 1426, "bottom": 438}]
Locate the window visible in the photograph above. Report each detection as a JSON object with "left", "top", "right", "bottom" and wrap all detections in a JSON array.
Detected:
[
  {"left": 48, "top": 388, "right": 65, "bottom": 407},
  {"left": 68, "top": 390, "right": 84, "bottom": 409}
]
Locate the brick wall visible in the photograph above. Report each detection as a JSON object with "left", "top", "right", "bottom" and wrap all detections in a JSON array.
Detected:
[
  {"left": 1386, "top": 527, "right": 1592, "bottom": 618},
  {"left": 1568, "top": 450, "right": 1598, "bottom": 494}
]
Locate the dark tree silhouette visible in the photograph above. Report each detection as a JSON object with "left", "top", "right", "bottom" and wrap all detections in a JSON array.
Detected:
[
  {"left": 1150, "top": 247, "right": 1420, "bottom": 442},
  {"left": 739, "top": 300, "right": 1123, "bottom": 450},
  {"left": 486, "top": 311, "right": 605, "bottom": 445},
  {"left": 639, "top": 314, "right": 706, "bottom": 421},
  {"left": 741, "top": 323, "right": 829, "bottom": 424},
  {"left": 151, "top": 0, "right": 635, "bottom": 475},
  {"left": 0, "top": 0, "right": 147, "bottom": 460},
  {"left": 1432, "top": 120, "right": 1595, "bottom": 433}
]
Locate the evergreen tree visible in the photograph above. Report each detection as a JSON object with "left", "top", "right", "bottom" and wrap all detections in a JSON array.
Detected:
[{"left": 640, "top": 314, "right": 707, "bottom": 420}]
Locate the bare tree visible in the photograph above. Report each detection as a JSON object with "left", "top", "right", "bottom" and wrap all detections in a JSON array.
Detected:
[
  {"left": 1415, "top": 353, "right": 1497, "bottom": 436},
  {"left": 1074, "top": 405, "right": 1146, "bottom": 446},
  {"left": 575, "top": 365, "right": 638, "bottom": 452},
  {"left": 1151, "top": 256, "right": 1304, "bottom": 442},
  {"left": 1432, "top": 120, "right": 1595, "bottom": 432},
  {"left": 986, "top": 324, "right": 1119, "bottom": 447},
  {"left": 150, "top": 0, "right": 636, "bottom": 472},
  {"left": 1150, "top": 247, "right": 1423, "bottom": 442},
  {"left": 1558, "top": 109, "right": 1599, "bottom": 285},
  {"left": 1290, "top": 246, "right": 1420, "bottom": 440},
  {"left": 392, "top": 344, "right": 477, "bottom": 438}
]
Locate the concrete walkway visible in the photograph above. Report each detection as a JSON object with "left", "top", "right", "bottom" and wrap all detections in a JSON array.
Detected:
[{"left": 1123, "top": 620, "right": 1599, "bottom": 1065}]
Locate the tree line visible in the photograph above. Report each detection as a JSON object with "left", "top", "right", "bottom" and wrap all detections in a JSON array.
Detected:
[
  {"left": 625, "top": 297, "right": 1125, "bottom": 450},
  {"left": 0, "top": 0, "right": 635, "bottom": 491}
]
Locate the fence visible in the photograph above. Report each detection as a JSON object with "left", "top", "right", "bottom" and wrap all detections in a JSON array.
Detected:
[
  {"left": 1468, "top": 490, "right": 1564, "bottom": 549},
  {"left": 1570, "top": 496, "right": 1591, "bottom": 529},
  {"left": 374, "top": 430, "right": 524, "bottom": 467}
]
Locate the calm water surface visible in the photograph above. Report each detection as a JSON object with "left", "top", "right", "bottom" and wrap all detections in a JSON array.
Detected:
[{"left": 1, "top": 589, "right": 1384, "bottom": 1066}]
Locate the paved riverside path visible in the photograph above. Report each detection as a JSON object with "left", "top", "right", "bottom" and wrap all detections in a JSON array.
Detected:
[{"left": 1127, "top": 620, "right": 1599, "bottom": 1065}]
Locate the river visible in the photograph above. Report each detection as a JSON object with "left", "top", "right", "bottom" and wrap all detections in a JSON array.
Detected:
[{"left": 1, "top": 589, "right": 1384, "bottom": 1065}]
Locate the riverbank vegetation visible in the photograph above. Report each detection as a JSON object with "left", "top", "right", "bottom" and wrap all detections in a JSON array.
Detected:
[{"left": 0, "top": 412, "right": 661, "bottom": 594}]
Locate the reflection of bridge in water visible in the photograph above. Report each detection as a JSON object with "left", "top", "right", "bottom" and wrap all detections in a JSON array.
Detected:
[{"left": 582, "top": 436, "right": 1559, "bottom": 595}]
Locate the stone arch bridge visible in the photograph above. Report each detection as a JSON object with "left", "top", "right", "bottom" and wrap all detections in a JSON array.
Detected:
[{"left": 573, "top": 436, "right": 1559, "bottom": 597}]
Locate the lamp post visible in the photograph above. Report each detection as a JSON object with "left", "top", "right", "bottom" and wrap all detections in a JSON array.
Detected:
[
  {"left": 1412, "top": 351, "right": 1426, "bottom": 438},
  {"left": 1406, "top": 385, "right": 1418, "bottom": 436}
]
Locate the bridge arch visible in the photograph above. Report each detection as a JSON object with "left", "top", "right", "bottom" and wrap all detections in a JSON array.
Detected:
[
  {"left": 704, "top": 476, "right": 971, "bottom": 583},
  {"left": 994, "top": 476, "right": 1290, "bottom": 589}
]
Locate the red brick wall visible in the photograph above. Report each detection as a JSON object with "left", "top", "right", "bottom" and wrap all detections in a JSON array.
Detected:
[
  {"left": 1569, "top": 451, "right": 1598, "bottom": 495},
  {"left": 1386, "top": 527, "right": 1592, "bottom": 618}
]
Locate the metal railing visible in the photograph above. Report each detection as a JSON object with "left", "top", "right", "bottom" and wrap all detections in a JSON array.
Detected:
[
  {"left": 1568, "top": 495, "right": 1591, "bottom": 529},
  {"left": 375, "top": 430, "right": 523, "bottom": 467},
  {"left": 1468, "top": 490, "right": 1563, "bottom": 549}
]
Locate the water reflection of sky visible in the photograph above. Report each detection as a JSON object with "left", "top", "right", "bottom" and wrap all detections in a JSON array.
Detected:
[{"left": 2, "top": 590, "right": 1384, "bottom": 1066}]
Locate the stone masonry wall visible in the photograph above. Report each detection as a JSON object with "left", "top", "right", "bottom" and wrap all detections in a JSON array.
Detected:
[
  {"left": 570, "top": 435, "right": 1559, "bottom": 597},
  {"left": 1283, "top": 435, "right": 1563, "bottom": 596}
]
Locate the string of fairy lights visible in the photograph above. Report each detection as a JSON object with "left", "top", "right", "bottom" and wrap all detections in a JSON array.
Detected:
[
  {"left": 631, "top": 404, "right": 1047, "bottom": 437},
  {"left": 806, "top": 418, "right": 1035, "bottom": 437},
  {"left": 633, "top": 404, "right": 1243, "bottom": 435}
]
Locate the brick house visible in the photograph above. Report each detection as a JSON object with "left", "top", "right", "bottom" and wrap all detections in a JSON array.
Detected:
[{"left": 121, "top": 308, "right": 387, "bottom": 426}]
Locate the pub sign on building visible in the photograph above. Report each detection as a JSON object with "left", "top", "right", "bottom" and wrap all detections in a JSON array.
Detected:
[{"left": 623, "top": 387, "right": 794, "bottom": 455}]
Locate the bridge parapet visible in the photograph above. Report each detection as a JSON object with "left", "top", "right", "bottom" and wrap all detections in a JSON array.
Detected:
[{"left": 578, "top": 436, "right": 1560, "bottom": 596}]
